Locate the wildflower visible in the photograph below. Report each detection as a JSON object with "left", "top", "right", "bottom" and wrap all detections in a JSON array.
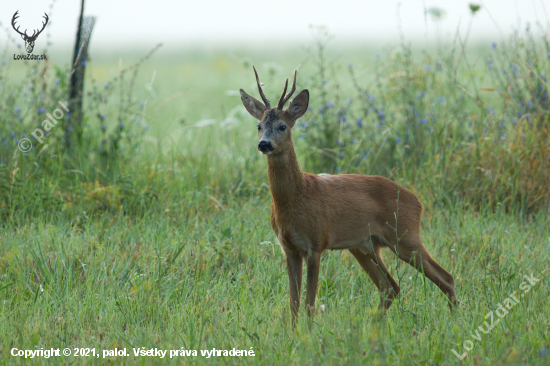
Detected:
[
  {"left": 319, "top": 106, "right": 324, "bottom": 113},
  {"left": 44, "top": 131, "right": 49, "bottom": 136},
  {"left": 327, "top": 101, "right": 333, "bottom": 109},
  {"left": 354, "top": 161, "right": 359, "bottom": 166},
  {"left": 99, "top": 145, "right": 104, "bottom": 151},
  {"left": 436, "top": 62, "right": 442, "bottom": 71},
  {"left": 526, "top": 60, "right": 531, "bottom": 67},
  {"left": 356, "top": 118, "right": 363, "bottom": 127},
  {"left": 67, "top": 112, "right": 71, "bottom": 120},
  {"left": 502, "top": 69, "right": 506, "bottom": 74},
  {"left": 300, "top": 122, "right": 308, "bottom": 128},
  {"left": 488, "top": 106, "right": 495, "bottom": 115},
  {"left": 360, "top": 154, "right": 367, "bottom": 159},
  {"left": 300, "top": 135, "right": 305, "bottom": 140},
  {"left": 100, "top": 124, "right": 105, "bottom": 130},
  {"left": 68, "top": 126, "right": 73, "bottom": 131},
  {"left": 499, "top": 122, "right": 505, "bottom": 127},
  {"left": 140, "top": 103, "right": 145, "bottom": 108},
  {"left": 104, "top": 83, "right": 109, "bottom": 88},
  {"left": 18, "top": 116, "right": 22, "bottom": 120},
  {"left": 348, "top": 63, "right": 353, "bottom": 68},
  {"left": 416, "top": 91, "right": 425, "bottom": 100},
  {"left": 37, "top": 108, "right": 45, "bottom": 114},
  {"left": 99, "top": 113, "right": 105, "bottom": 119},
  {"left": 323, "top": 80, "right": 328, "bottom": 85},
  {"left": 346, "top": 98, "right": 352, "bottom": 104},
  {"left": 405, "top": 132, "right": 410, "bottom": 137},
  {"left": 14, "top": 108, "right": 20, "bottom": 114},
  {"left": 424, "top": 65, "right": 430, "bottom": 70},
  {"left": 28, "top": 85, "right": 33, "bottom": 90},
  {"left": 351, "top": 138, "right": 356, "bottom": 143},
  {"left": 414, "top": 112, "right": 419, "bottom": 118},
  {"left": 40, "top": 93, "right": 44, "bottom": 99},
  {"left": 82, "top": 61, "right": 87, "bottom": 66},
  {"left": 484, "top": 128, "right": 488, "bottom": 133},
  {"left": 512, "top": 64, "right": 518, "bottom": 74},
  {"left": 491, "top": 42, "right": 497, "bottom": 49},
  {"left": 24, "top": 93, "right": 28, "bottom": 97},
  {"left": 436, "top": 97, "right": 446, "bottom": 103},
  {"left": 369, "top": 95, "right": 375, "bottom": 104},
  {"left": 144, "top": 126, "right": 149, "bottom": 130},
  {"left": 420, "top": 118, "right": 428, "bottom": 124},
  {"left": 307, "top": 105, "right": 312, "bottom": 111},
  {"left": 375, "top": 53, "right": 380, "bottom": 59},
  {"left": 55, "top": 79, "right": 60, "bottom": 84},
  {"left": 2, "top": 61, "right": 7, "bottom": 65},
  {"left": 512, "top": 118, "right": 517, "bottom": 124},
  {"left": 395, "top": 137, "right": 401, "bottom": 142},
  {"left": 33, "top": 69, "right": 37, "bottom": 74},
  {"left": 339, "top": 152, "right": 344, "bottom": 159},
  {"left": 525, "top": 114, "right": 531, "bottom": 119},
  {"left": 378, "top": 112, "right": 385, "bottom": 119},
  {"left": 22, "top": 133, "right": 27, "bottom": 137},
  {"left": 3, "top": 141, "right": 7, "bottom": 145},
  {"left": 528, "top": 100, "right": 533, "bottom": 108},
  {"left": 539, "top": 348, "right": 549, "bottom": 357}
]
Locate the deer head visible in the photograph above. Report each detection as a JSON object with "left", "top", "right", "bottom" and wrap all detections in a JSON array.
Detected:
[
  {"left": 12, "top": 11, "right": 49, "bottom": 54},
  {"left": 240, "top": 67, "right": 309, "bottom": 155}
]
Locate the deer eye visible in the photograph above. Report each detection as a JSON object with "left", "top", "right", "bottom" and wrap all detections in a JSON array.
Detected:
[
  {"left": 279, "top": 125, "right": 287, "bottom": 132},
  {"left": 257, "top": 125, "right": 261, "bottom": 131}
]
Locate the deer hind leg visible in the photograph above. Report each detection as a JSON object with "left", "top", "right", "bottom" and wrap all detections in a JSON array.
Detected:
[
  {"left": 349, "top": 247, "right": 400, "bottom": 311},
  {"left": 285, "top": 250, "right": 303, "bottom": 327},
  {"left": 391, "top": 235, "right": 457, "bottom": 310}
]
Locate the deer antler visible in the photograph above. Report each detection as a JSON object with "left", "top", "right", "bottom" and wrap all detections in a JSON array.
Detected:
[
  {"left": 253, "top": 66, "right": 270, "bottom": 109},
  {"left": 277, "top": 70, "right": 297, "bottom": 110},
  {"left": 36, "top": 13, "right": 49, "bottom": 37},
  {"left": 11, "top": 11, "right": 26, "bottom": 37}
]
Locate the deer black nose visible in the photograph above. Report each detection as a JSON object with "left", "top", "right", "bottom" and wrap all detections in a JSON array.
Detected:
[{"left": 258, "top": 140, "right": 273, "bottom": 153}]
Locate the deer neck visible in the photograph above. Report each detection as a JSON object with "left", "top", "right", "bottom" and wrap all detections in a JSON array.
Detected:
[{"left": 266, "top": 139, "right": 304, "bottom": 210}]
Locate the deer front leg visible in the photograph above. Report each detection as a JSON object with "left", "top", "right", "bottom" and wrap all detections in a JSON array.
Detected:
[
  {"left": 285, "top": 251, "right": 303, "bottom": 327},
  {"left": 305, "top": 252, "right": 321, "bottom": 319}
]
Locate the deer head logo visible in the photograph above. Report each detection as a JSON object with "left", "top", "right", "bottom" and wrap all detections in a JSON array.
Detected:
[{"left": 12, "top": 11, "right": 49, "bottom": 54}]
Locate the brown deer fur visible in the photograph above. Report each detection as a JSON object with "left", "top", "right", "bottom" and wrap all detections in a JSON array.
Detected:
[{"left": 240, "top": 68, "right": 457, "bottom": 326}]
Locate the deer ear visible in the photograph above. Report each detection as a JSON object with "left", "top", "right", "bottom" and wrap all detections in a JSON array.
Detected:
[
  {"left": 285, "top": 89, "right": 309, "bottom": 121},
  {"left": 240, "top": 89, "right": 266, "bottom": 121}
]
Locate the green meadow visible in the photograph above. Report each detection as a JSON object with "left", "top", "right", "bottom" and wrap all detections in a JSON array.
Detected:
[{"left": 1, "top": 22, "right": 549, "bottom": 365}]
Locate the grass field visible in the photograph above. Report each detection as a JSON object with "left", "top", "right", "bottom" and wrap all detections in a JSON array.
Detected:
[{"left": 1, "top": 22, "right": 550, "bottom": 365}]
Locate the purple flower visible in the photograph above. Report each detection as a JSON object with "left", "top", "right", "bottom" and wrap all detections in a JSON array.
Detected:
[
  {"left": 437, "top": 97, "right": 446, "bottom": 103},
  {"left": 104, "top": 83, "right": 109, "bottom": 88},
  {"left": 395, "top": 137, "right": 401, "bottom": 142},
  {"left": 339, "top": 152, "right": 344, "bottom": 159},
  {"left": 424, "top": 65, "right": 431, "bottom": 70},
  {"left": 525, "top": 114, "right": 531, "bottom": 119},
  {"left": 356, "top": 118, "right": 363, "bottom": 127},
  {"left": 420, "top": 118, "right": 428, "bottom": 124},
  {"left": 100, "top": 113, "right": 105, "bottom": 119},
  {"left": 491, "top": 42, "right": 497, "bottom": 49},
  {"left": 539, "top": 348, "right": 549, "bottom": 357},
  {"left": 528, "top": 100, "right": 533, "bottom": 108},
  {"left": 82, "top": 61, "right": 87, "bottom": 66},
  {"left": 22, "top": 133, "right": 27, "bottom": 137},
  {"left": 14, "top": 108, "right": 20, "bottom": 114},
  {"left": 323, "top": 80, "right": 328, "bottom": 85},
  {"left": 378, "top": 112, "right": 385, "bottom": 119},
  {"left": 2, "top": 61, "right": 7, "bottom": 66},
  {"left": 39, "top": 93, "right": 44, "bottom": 99},
  {"left": 3, "top": 141, "right": 8, "bottom": 145},
  {"left": 37, "top": 108, "right": 45, "bottom": 114},
  {"left": 327, "top": 101, "right": 333, "bottom": 109},
  {"left": 119, "top": 123, "right": 124, "bottom": 129},
  {"left": 28, "top": 85, "right": 33, "bottom": 90},
  {"left": 140, "top": 103, "right": 145, "bottom": 108},
  {"left": 144, "top": 126, "right": 149, "bottom": 131}
]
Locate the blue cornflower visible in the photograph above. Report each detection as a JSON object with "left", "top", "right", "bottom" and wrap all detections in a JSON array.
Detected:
[
  {"left": 417, "top": 91, "right": 425, "bottom": 100},
  {"left": 356, "top": 118, "right": 363, "bottom": 127},
  {"left": 82, "top": 61, "right": 87, "bottom": 66},
  {"left": 491, "top": 42, "right": 497, "bottom": 49},
  {"left": 339, "top": 152, "right": 344, "bottom": 159},
  {"left": 323, "top": 80, "right": 328, "bottom": 85},
  {"left": 528, "top": 100, "right": 533, "bottom": 108},
  {"left": 437, "top": 97, "right": 446, "bottom": 103},
  {"left": 526, "top": 60, "right": 531, "bottom": 67},
  {"left": 99, "top": 113, "right": 105, "bottom": 119},
  {"left": 420, "top": 118, "right": 428, "bottom": 124},
  {"left": 15, "top": 108, "right": 20, "bottom": 114},
  {"left": 18, "top": 116, "right": 22, "bottom": 120},
  {"left": 319, "top": 106, "right": 324, "bottom": 113},
  {"left": 499, "top": 122, "right": 505, "bottom": 127},
  {"left": 22, "top": 133, "right": 27, "bottom": 137},
  {"left": 354, "top": 161, "right": 359, "bottom": 167},
  {"left": 144, "top": 126, "right": 149, "bottom": 130},
  {"left": 405, "top": 132, "right": 410, "bottom": 137},
  {"left": 119, "top": 123, "right": 123, "bottom": 129},
  {"left": 37, "top": 108, "right": 45, "bottom": 114},
  {"left": 3, "top": 141, "right": 8, "bottom": 145},
  {"left": 68, "top": 126, "right": 73, "bottom": 131},
  {"left": 327, "top": 101, "right": 333, "bottom": 109},
  {"left": 414, "top": 112, "right": 419, "bottom": 118},
  {"left": 307, "top": 105, "right": 312, "bottom": 111},
  {"left": 28, "top": 85, "right": 33, "bottom": 90},
  {"left": 378, "top": 112, "right": 385, "bottom": 119},
  {"left": 33, "top": 69, "right": 37, "bottom": 74},
  {"left": 395, "top": 137, "right": 401, "bottom": 142},
  {"left": 525, "top": 114, "right": 531, "bottom": 119},
  {"left": 2, "top": 61, "right": 7, "bottom": 66},
  {"left": 99, "top": 145, "right": 104, "bottom": 151},
  {"left": 369, "top": 95, "right": 375, "bottom": 104},
  {"left": 484, "top": 129, "right": 488, "bottom": 133},
  {"left": 424, "top": 65, "right": 430, "bottom": 70}
]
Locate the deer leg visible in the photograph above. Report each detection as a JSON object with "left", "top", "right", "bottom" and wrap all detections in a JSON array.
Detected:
[
  {"left": 285, "top": 250, "right": 303, "bottom": 326},
  {"left": 305, "top": 252, "right": 321, "bottom": 318},
  {"left": 392, "top": 235, "right": 457, "bottom": 310},
  {"left": 349, "top": 247, "right": 400, "bottom": 311}
]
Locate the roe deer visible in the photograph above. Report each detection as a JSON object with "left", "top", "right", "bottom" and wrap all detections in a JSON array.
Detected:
[{"left": 240, "top": 67, "right": 457, "bottom": 326}]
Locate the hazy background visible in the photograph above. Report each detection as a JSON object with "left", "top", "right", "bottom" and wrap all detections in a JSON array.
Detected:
[{"left": 1, "top": 0, "right": 548, "bottom": 51}]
